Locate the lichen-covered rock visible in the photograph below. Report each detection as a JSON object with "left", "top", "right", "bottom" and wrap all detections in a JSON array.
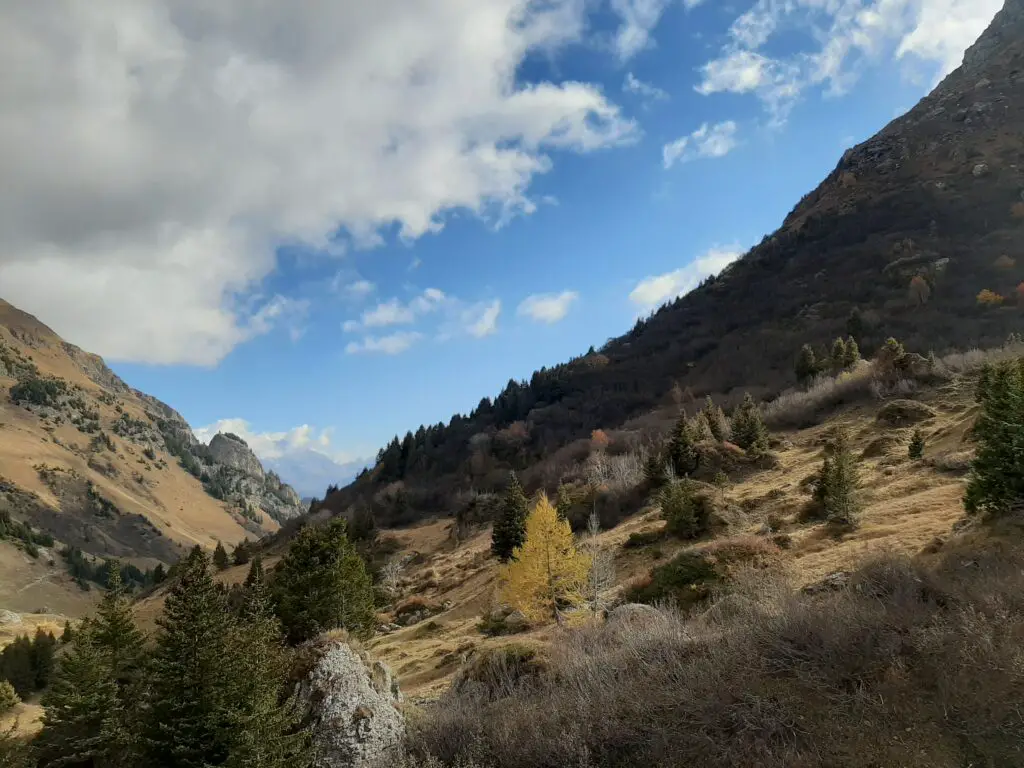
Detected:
[{"left": 298, "top": 641, "right": 405, "bottom": 768}]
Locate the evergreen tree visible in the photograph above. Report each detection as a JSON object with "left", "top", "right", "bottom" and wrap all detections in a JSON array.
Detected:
[
  {"left": 830, "top": 337, "right": 849, "bottom": 374},
  {"left": 0, "top": 723, "right": 33, "bottom": 768},
  {"left": 61, "top": 620, "right": 74, "bottom": 644},
  {"left": 644, "top": 450, "right": 669, "bottom": 487},
  {"left": 795, "top": 344, "right": 819, "bottom": 385},
  {"left": 36, "top": 626, "right": 131, "bottom": 768},
  {"left": 93, "top": 563, "right": 146, "bottom": 703},
  {"left": 213, "top": 541, "right": 230, "bottom": 571},
  {"left": 908, "top": 428, "right": 925, "bottom": 460},
  {"left": 0, "top": 636, "right": 35, "bottom": 700},
  {"left": 491, "top": 472, "right": 529, "bottom": 563},
  {"left": 846, "top": 307, "right": 865, "bottom": 343},
  {"left": 690, "top": 412, "right": 713, "bottom": 442},
  {"left": 0, "top": 680, "right": 18, "bottom": 713},
  {"left": 224, "top": 560, "right": 310, "bottom": 768},
  {"left": 145, "top": 545, "right": 235, "bottom": 767},
  {"left": 271, "top": 520, "right": 376, "bottom": 644},
  {"left": 702, "top": 395, "right": 730, "bottom": 442},
  {"left": 667, "top": 412, "right": 699, "bottom": 476},
  {"left": 843, "top": 335, "right": 861, "bottom": 368},
  {"left": 499, "top": 493, "right": 591, "bottom": 624},
  {"left": 30, "top": 627, "right": 57, "bottom": 691},
  {"left": 813, "top": 430, "right": 861, "bottom": 527},
  {"left": 152, "top": 563, "right": 167, "bottom": 584},
  {"left": 964, "top": 360, "right": 1024, "bottom": 516},
  {"left": 730, "top": 394, "right": 770, "bottom": 455},
  {"left": 232, "top": 540, "right": 251, "bottom": 567},
  {"left": 659, "top": 480, "right": 712, "bottom": 539}
]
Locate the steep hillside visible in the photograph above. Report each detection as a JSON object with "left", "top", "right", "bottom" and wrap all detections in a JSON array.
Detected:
[
  {"left": 321, "top": 0, "right": 1024, "bottom": 523},
  {"left": 0, "top": 298, "right": 303, "bottom": 615}
]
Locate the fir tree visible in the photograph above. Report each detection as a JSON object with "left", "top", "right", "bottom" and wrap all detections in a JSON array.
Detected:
[
  {"left": 659, "top": 480, "right": 712, "bottom": 539},
  {"left": 0, "top": 680, "right": 18, "bottom": 713},
  {"left": 30, "top": 627, "right": 57, "bottom": 691},
  {"left": 213, "top": 541, "right": 230, "bottom": 571},
  {"left": 61, "top": 620, "right": 74, "bottom": 644},
  {"left": 964, "top": 360, "right": 1024, "bottom": 516},
  {"left": 908, "top": 429, "right": 925, "bottom": 460},
  {"left": 152, "top": 563, "right": 167, "bottom": 584},
  {"left": 830, "top": 337, "right": 849, "bottom": 374},
  {"left": 491, "top": 472, "right": 529, "bottom": 563},
  {"left": 499, "top": 493, "right": 591, "bottom": 624},
  {"left": 224, "top": 559, "right": 310, "bottom": 768},
  {"left": 145, "top": 545, "right": 235, "bottom": 767},
  {"left": 232, "top": 540, "right": 252, "bottom": 567},
  {"left": 843, "top": 336, "right": 861, "bottom": 368},
  {"left": 644, "top": 450, "right": 669, "bottom": 487},
  {"left": 0, "top": 636, "right": 35, "bottom": 700},
  {"left": 730, "top": 394, "right": 770, "bottom": 455},
  {"left": 668, "top": 412, "right": 700, "bottom": 476},
  {"left": 846, "top": 307, "right": 865, "bottom": 344},
  {"left": 813, "top": 430, "right": 861, "bottom": 527},
  {"left": 93, "top": 563, "right": 146, "bottom": 694},
  {"left": 271, "top": 520, "right": 376, "bottom": 644},
  {"left": 795, "top": 344, "right": 819, "bottom": 385},
  {"left": 36, "top": 626, "right": 131, "bottom": 768},
  {"left": 702, "top": 395, "right": 730, "bottom": 442}
]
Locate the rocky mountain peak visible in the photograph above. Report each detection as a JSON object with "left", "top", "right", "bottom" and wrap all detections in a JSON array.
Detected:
[{"left": 957, "top": 0, "right": 1024, "bottom": 79}]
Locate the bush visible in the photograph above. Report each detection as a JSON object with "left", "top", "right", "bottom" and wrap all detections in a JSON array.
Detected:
[
  {"left": 908, "top": 429, "right": 925, "bottom": 459},
  {"left": 622, "top": 529, "right": 665, "bottom": 549},
  {"left": 659, "top": 481, "right": 712, "bottom": 539},
  {"left": 623, "top": 550, "right": 719, "bottom": 608},
  {"left": 9, "top": 377, "right": 67, "bottom": 407}
]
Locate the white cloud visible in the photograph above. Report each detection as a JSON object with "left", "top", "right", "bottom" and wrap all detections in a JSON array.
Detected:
[
  {"left": 629, "top": 246, "right": 742, "bottom": 309},
  {"left": 662, "top": 121, "right": 739, "bottom": 168},
  {"left": 517, "top": 291, "right": 578, "bottom": 323},
  {"left": 0, "top": 1, "right": 637, "bottom": 366},
  {"left": 344, "top": 279, "right": 376, "bottom": 298},
  {"left": 193, "top": 418, "right": 370, "bottom": 498},
  {"left": 611, "top": 0, "right": 673, "bottom": 61},
  {"left": 343, "top": 287, "right": 446, "bottom": 333},
  {"left": 345, "top": 331, "right": 423, "bottom": 355},
  {"left": 462, "top": 299, "right": 502, "bottom": 338},
  {"left": 623, "top": 72, "right": 669, "bottom": 102},
  {"left": 696, "top": 0, "right": 1001, "bottom": 124}
]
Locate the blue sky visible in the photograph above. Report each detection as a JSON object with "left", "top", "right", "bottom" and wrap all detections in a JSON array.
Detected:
[{"left": 1, "top": 0, "right": 1002, "bottom": 496}]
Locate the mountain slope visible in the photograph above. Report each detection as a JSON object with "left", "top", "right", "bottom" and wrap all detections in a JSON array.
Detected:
[
  {"left": 322, "top": 0, "right": 1024, "bottom": 522},
  {"left": 0, "top": 297, "right": 303, "bottom": 613}
]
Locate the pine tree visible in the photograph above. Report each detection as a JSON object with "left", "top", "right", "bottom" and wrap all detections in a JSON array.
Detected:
[
  {"left": 213, "top": 541, "right": 230, "bottom": 571},
  {"left": 145, "top": 545, "right": 235, "bottom": 767},
  {"left": 30, "top": 627, "right": 57, "bottom": 691},
  {"left": 93, "top": 563, "right": 146, "bottom": 694},
  {"left": 0, "top": 636, "right": 35, "bottom": 700},
  {"left": 232, "top": 540, "right": 252, "bottom": 566},
  {"left": 730, "top": 394, "right": 770, "bottom": 455},
  {"left": 152, "top": 563, "right": 167, "bottom": 584},
  {"left": 795, "top": 344, "right": 819, "bottom": 385},
  {"left": 499, "top": 493, "right": 591, "bottom": 624},
  {"left": 61, "top": 620, "right": 74, "bottom": 644},
  {"left": 814, "top": 430, "right": 861, "bottom": 527},
  {"left": 660, "top": 480, "right": 712, "bottom": 539},
  {"left": 830, "top": 337, "right": 849, "bottom": 374},
  {"left": 702, "top": 395, "right": 730, "bottom": 442},
  {"left": 0, "top": 680, "right": 18, "bottom": 713},
  {"left": 964, "top": 360, "right": 1024, "bottom": 516},
  {"left": 223, "top": 559, "right": 310, "bottom": 768},
  {"left": 843, "top": 336, "right": 861, "bottom": 368},
  {"left": 36, "top": 626, "right": 130, "bottom": 768},
  {"left": 908, "top": 428, "right": 925, "bottom": 460},
  {"left": 668, "top": 412, "right": 700, "bottom": 476},
  {"left": 491, "top": 472, "right": 529, "bottom": 563},
  {"left": 271, "top": 520, "right": 376, "bottom": 644}
]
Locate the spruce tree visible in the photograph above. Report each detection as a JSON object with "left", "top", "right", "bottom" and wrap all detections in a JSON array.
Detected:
[
  {"left": 271, "top": 520, "right": 376, "bottom": 644},
  {"left": 145, "top": 545, "right": 235, "bottom": 767},
  {"left": 61, "top": 620, "right": 74, "bottom": 644},
  {"left": 814, "top": 429, "right": 861, "bottom": 527},
  {"left": 908, "top": 428, "right": 925, "bottom": 460},
  {"left": 964, "top": 360, "right": 1024, "bottom": 516},
  {"left": 491, "top": 472, "right": 529, "bottom": 563},
  {"left": 36, "top": 626, "right": 131, "bottom": 768},
  {"left": 668, "top": 412, "right": 699, "bottom": 476},
  {"left": 795, "top": 344, "right": 819, "bottom": 385},
  {"left": 223, "top": 560, "right": 311, "bottom": 768},
  {"left": 152, "top": 563, "right": 167, "bottom": 584},
  {"left": 0, "top": 680, "right": 18, "bottom": 713},
  {"left": 232, "top": 540, "right": 252, "bottom": 566},
  {"left": 644, "top": 450, "right": 669, "bottom": 487},
  {"left": 93, "top": 563, "right": 146, "bottom": 693},
  {"left": 30, "top": 627, "right": 57, "bottom": 691},
  {"left": 730, "top": 394, "right": 770, "bottom": 455},
  {"left": 830, "top": 337, "right": 849, "bottom": 374},
  {"left": 702, "top": 395, "right": 730, "bottom": 442},
  {"left": 1, "top": 636, "right": 35, "bottom": 700},
  {"left": 213, "top": 541, "right": 230, "bottom": 571},
  {"left": 843, "top": 336, "right": 861, "bottom": 368}
]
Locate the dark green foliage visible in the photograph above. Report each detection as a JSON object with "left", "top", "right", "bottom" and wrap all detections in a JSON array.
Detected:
[
  {"left": 31, "top": 627, "right": 57, "bottom": 691},
  {"left": 846, "top": 306, "right": 865, "bottom": 344},
  {"left": 93, "top": 565, "right": 146, "bottom": 693},
  {"left": 1, "top": 629, "right": 56, "bottom": 699},
  {"left": 152, "top": 563, "right": 167, "bottom": 584},
  {"left": 730, "top": 393, "right": 769, "bottom": 455},
  {"left": 9, "top": 376, "right": 67, "bottom": 407},
  {"left": 348, "top": 504, "right": 377, "bottom": 543},
  {"left": 145, "top": 546, "right": 235, "bottom": 767},
  {"left": 964, "top": 360, "right": 1024, "bottom": 517},
  {"left": 659, "top": 481, "right": 712, "bottom": 539},
  {"left": 0, "top": 680, "right": 17, "bottom": 713},
  {"left": 213, "top": 541, "right": 230, "bottom": 571},
  {"left": 491, "top": 472, "right": 528, "bottom": 563},
  {"left": 271, "top": 520, "right": 376, "bottom": 644},
  {"left": 624, "top": 551, "right": 719, "bottom": 609},
  {"left": 231, "top": 540, "right": 251, "bottom": 566},
  {"left": 830, "top": 337, "right": 849, "bottom": 374},
  {"left": 908, "top": 429, "right": 925, "bottom": 460},
  {"left": 843, "top": 336, "right": 861, "bottom": 368},
  {"left": 643, "top": 450, "right": 668, "bottom": 487},
  {"left": 701, "top": 395, "right": 730, "bottom": 442},
  {"left": 622, "top": 529, "right": 665, "bottom": 549},
  {"left": 796, "top": 344, "right": 820, "bottom": 385},
  {"left": 60, "top": 546, "right": 154, "bottom": 591},
  {"left": 813, "top": 430, "right": 861, "bottom": 527},
  {"left": 667, "top": 413, "right": 699, "bottom": 476},
  {"left": 0, "top": 508, "right": 55, "bottom": 551},
  {"left": 61, "top": 621, "right": 74, "bottom": 644}
]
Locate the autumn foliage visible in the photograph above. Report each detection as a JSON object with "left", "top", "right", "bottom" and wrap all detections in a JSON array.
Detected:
[
  {"left": 499, "top": 493, "right": 591, "bottom": 624},
  {"left": 977, "top": 289, "right": 1005, "bottom": 307}
]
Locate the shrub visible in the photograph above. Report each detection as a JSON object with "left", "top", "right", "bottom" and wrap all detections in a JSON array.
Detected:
[
  {"left": 764, "top": 364, "right": 875, "bottom": 428},
  {"left": 729, "top": 393, "right": 769, "bottom": 454},
  {"left": 908, "top": 429, "right": 925, "bottom": 459},
  {"left": 659, "top": 481, "right": 712, "bottom": 540},
  {"left": 9, "top": 377, "right": 67, "bottom": 408},
  {"left": 977, "top": 289, "right": 1005, "bottom": 307},
  {"left": 622, "top": 529, "right": 665, "bottom": 549},
  {"left": 623, "top": 550, "right": 719, "bottom": 608}
]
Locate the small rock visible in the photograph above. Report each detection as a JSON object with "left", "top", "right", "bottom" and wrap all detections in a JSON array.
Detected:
[
  {"left": 607, "top": 603, "right": 661, "bottom": 625},
  {"left": 973, "top": 162, "right": 990, "bottom": 177},
  {"left": 802, "top": 571, "right": 851, "bottom": 595},
  {"left": 503, "top": 610, "right": 529, "bottom": 632},
  {"left": 975, "top": 78, "right": 991, "bottom": 89}
]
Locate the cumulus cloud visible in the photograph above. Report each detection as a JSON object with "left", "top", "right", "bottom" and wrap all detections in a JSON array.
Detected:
[
  {"left": 344, "top": 279, "right": 376, "bottom": 299},
  {"left": 517, "top": 291, "right": 579, "bottom": 323},
  {"left": 696, "top": 0, "right": 1001, "bottom": 124},
  {"left": 623, "top": 72, "right": 669, "bottom": 102},
  {"left": 662, "top": 121, "right": 739, "bottom": 168},
  {"left": 629, "top": 246, "right": 742, "bottom": 309},
  {"left": 463, "top": 299, "right": 502, "bottom": 338},
  {"left": 611, "top": 0, "right": 673, "bottom": 61},
  {"left": 0, "top": 1, "right": 636, "bottom": 365},
  {"left": 193, "top": 418, "right": 370, "bottom": 498},
  {"left": 345, "top": 331, "right": 423, "bottom": 355}
]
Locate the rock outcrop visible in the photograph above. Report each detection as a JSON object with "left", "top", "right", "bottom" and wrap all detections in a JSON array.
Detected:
[{"left": 297, "top": 641, "right": 405, "bottom": 768}]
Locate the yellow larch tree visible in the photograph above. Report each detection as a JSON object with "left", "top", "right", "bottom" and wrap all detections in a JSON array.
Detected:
[{"left": 499, "top": 493, "right": 591, "bottom": 625}]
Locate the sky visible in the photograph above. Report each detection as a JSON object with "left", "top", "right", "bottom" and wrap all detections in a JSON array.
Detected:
[{"left": 0, "top": 0, "right": 1003, "bottom": 497}]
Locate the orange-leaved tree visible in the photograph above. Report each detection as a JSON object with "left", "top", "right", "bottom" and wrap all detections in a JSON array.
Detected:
[
  {"left": 499, "top": 493, "right": 591, "bottom": 624},
  {"left": 977, "top": 289, "right": 1005, "bottom": 307}
]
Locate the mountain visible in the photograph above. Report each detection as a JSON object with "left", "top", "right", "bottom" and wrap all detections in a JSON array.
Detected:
[
  {"left": 0, "top": 297, "right": 303, "bottom": 613},
  {"left": 264, "top": 449, "right": 367, "bottom": 501},
  {"left": 321, "top": 0, "right": 1024, "bottom": 524}
]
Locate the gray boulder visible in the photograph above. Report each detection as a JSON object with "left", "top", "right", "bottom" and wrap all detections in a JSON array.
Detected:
[
  {"left": 298, "top": 641, "right": 405, "bottom": 768},
  {"left": 607, "top": 603, "right": 661, "bottom": 625},
  {"left": 208, "top": 433, "right": 265, "bottom": 480}
]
